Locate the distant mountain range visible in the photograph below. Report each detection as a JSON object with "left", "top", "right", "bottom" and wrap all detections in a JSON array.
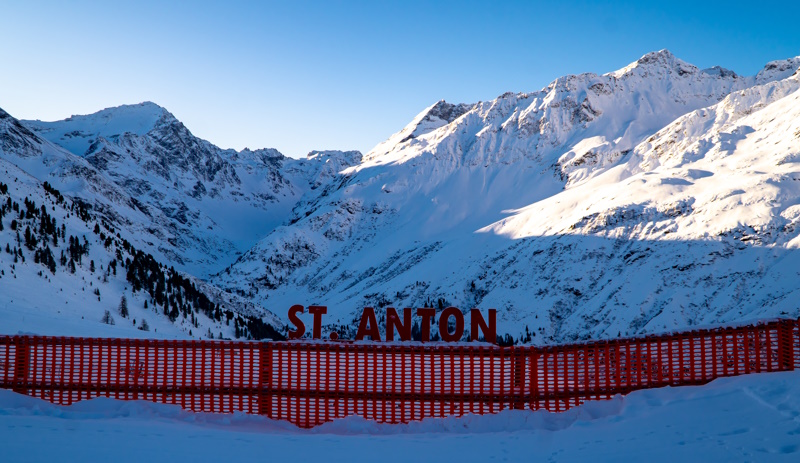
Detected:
[{"left": 2, "top": 50, "right": 799, "bottom": 343}]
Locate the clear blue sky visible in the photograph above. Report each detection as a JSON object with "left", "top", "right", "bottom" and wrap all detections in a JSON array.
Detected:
[{"left": 1, "top": 0, "right": 798, "bottom": 158}]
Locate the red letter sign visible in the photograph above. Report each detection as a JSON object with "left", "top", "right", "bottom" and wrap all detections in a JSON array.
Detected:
[
  {"left": 386, "top": 307, "right": 412, "bottom": 341},
  {"left": 470, "top": 308, "right": 496, "bottom": 344},
  {"left": 355, "top": 307, "right": 381, "bottom": 341},
  {"left": 416, "top": 308, "right": 436, "bottom": 342},
  {"left": 287, "top": 305, "right": 305, "bottom": 339},
  {"left": 308, "top": 305, "right": 327, "bottom": 339},
  {"left": 439, "top": 307, "right": 464, "bottom": 342}
]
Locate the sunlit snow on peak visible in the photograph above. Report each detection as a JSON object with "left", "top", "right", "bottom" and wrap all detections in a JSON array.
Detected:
[{"left": 21, "top": 102, "right": 171, "bottom": 156}]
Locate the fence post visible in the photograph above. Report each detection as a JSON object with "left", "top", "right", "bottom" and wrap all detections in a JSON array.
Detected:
[
  {"left": 777, "top": 320, "right": 794, "bottom": 371},
  {"left": 513, "top": 348, "right": 525, "bottom": 410},
  {"left": 12, "top": 337, "right": 30, "bottom": 394},
  {"left": 258, "top": 342, "right": 271, "bottom": 416}
]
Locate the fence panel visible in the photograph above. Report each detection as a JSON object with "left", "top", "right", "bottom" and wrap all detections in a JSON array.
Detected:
[{"left": 1, "top": 319, "right": 798, "bottom": 427}]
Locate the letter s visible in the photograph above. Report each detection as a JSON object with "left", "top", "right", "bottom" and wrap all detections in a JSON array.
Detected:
[{"left": 288, "top": 305, "right": 305, "bottom": 339}]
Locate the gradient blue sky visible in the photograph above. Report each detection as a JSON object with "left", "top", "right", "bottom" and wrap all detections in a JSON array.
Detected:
[{"left": 1, "top": 1, "right": 798, "bottom": 158}]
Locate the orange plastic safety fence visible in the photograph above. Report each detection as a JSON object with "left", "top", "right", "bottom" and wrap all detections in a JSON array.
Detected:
[{"left": 1, "top": 319, "right": 797, "bottom": 428}]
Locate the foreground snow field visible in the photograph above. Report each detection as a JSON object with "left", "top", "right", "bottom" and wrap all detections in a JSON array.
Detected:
[{"left": 1, "top": 370, "right": 798, "bottom": 462}]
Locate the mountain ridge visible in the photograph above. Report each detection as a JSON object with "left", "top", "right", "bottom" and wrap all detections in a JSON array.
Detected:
[
  {"left": 3, "top": 49, "right": 800, "bottom": 343},
  {"left": 17, "top": 104, "right": 363, "bottom": 278},
  {"left": 213, "top": 50, "right": 800, "bottom": 342}
]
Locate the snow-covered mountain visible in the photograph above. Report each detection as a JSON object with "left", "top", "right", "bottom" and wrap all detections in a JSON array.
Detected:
[
  {"left": 0, "top": 104, "right": 356, "bottom": 339},
  {"left": 21, "top": 102, "right": 361, "bottom": 278},
  {"left": 214, "top": 50, "right": 800, "bottom": 343},
  {"left": 4, "top": 49, "right": 800, "bottom": 343}
]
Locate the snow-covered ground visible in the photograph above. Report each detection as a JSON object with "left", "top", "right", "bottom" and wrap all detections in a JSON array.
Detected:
[{"left": 1, "top": 370, "right": 798, "bottom": 462}]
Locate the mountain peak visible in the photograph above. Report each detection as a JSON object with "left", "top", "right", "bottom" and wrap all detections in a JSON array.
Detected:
[
  {"left": 398, "top": 99, "right": 474, "bottom": 142},
  {"left": 637, "top": 49, "right": 678, "bottom": 64},
  {"left": 755, "top": 56, "right": 800, "bottom": 83},
  {"left": 66, "top": 101, "right": 174, "bottom": 132},
  {"left": 610, "top": 49, "right": 698, "bottom": 78},
  {"left": 700, "top": 66, "right": 738, "bottom": 79},
  {"left": 307, "top": 150, "right": 363, "bottom": 166},
  {"left": 424, "top": 100, "right": 474, "bottom": 125},
  {"left": 364, "top": 99, "right": 475, "bottom": 162},
  {"left": 21, "top": 102, "right": 176, "bottom": 156}
]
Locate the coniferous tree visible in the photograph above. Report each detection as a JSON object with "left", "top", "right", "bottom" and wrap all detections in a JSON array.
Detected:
[
  {"left": 43, "top": 246, "right": 56, "bottom": 274},
  {"left": 119, "top": 295, "right": 129, "bottom": 318},
  {"left": 101, "top": 310, "right": 115, "bottom": 325},
  {"left": 24, "top": 226, "right": 35, "bottom": 250}
]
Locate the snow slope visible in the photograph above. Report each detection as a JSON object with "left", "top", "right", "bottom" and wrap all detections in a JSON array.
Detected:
[
  {"left": 0, "top": 152, "right": 287, "bottom": 339},
  {"left": 1, "top": 370, "right": 798, "bottom": 462},
  {"left": 214, "top": 51, "right": 800, "bottom": 342},
  {"left": 0, "top": 156, "right": 185, "bottom": 339}
]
